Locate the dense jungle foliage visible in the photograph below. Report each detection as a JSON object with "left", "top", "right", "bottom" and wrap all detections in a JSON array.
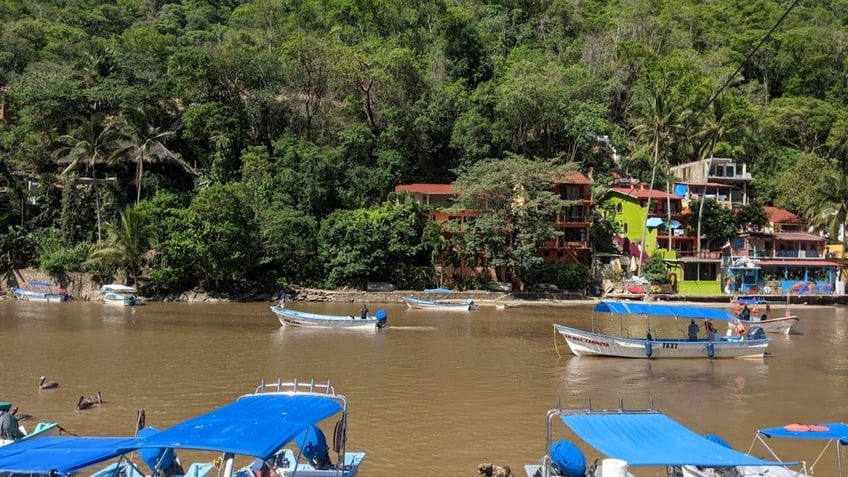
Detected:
[{"left": 1, "top": 0, "right": 848, "bottom": 294}]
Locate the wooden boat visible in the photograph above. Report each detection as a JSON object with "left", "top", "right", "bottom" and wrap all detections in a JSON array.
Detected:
[
  {"left": 731, "top": 297, "right": 799, "bottom": 334},
  {"left": 402, "top": 296, "right": 478, "bottom": 310},
  {"left": 270, "top": 305, "right": 387, "bottom": 329},
  {"left": 553, "top": 301, "right": 769, "bottom": 359},
  {"left": 9, "top": 281, "right": 67, "bottom": 303},
  {"left": 495, "top": 302, "right": 520, "bottom": 310},
  {"left": 525, "top": 400, "right": 796, "bottom": 477},
  {"left": 0, "top": 378, "right": 366, "bottom": 477},
  {"left": 99, "top": 284, "right": 141, "bottom": 306}
]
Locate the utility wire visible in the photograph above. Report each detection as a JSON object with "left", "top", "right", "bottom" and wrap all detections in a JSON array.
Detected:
[{"left": 693, "top": 0, "right": 801, "bottom": 122}]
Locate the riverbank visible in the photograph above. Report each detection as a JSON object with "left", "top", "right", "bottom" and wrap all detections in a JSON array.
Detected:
[{"left": 3, "top": 268, "right": 847, "bottom": 306}]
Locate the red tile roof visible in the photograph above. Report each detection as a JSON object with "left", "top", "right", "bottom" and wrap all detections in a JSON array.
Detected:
[
  {"left": 608, "top": 187, "right": 682, "bottom": 200},
  {"left": 394, "top": 184, "right": 456, "bottom": 194},
  {"left": 764, "top": 206, "right": 804, "bottom": 224}
]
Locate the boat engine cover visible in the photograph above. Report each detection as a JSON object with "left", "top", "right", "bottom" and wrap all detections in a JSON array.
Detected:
[
  {"left": 748, "top": 327, "right": 765, "bottom": 340},
  {"left": 550, "top": 440, "right": 586, "bottom": 477}
]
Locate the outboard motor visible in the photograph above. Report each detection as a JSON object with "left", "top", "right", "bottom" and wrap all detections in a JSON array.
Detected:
[
  {"left": 375, "top": 309, "right": 388, "bottom": 329},
  {"left": 296, "top": 424, "right": 332, "bottom": 469},
  {"left": 748, "top": 327, "right": 766, "bottom": 340},
  {"left": 550, "top": 440, "right": 586, "bottom": 477},
  {"left": 136, "top": 426, "right": 181, "bottom": 475}
]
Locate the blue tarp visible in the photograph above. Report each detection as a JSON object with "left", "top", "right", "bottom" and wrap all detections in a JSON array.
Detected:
[
  {"left": 759, "top": 423, "right": 848, "bottom": 445},
  {"left": 560, "top": 412, "right": 795, "bottom": 467},
  {"left": 125, "top": 394, "right": 343, "bottom": 459},
  {"left": 0, "top": 436, "right": 137, "bottom": 474},
  {"left": 593, "top": 301, "right": 736, "bottom": 321}
]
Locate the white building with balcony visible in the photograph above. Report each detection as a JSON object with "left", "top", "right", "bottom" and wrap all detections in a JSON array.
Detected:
[{"left": 670, "top": 158, "right": 752, "bottom": 208}]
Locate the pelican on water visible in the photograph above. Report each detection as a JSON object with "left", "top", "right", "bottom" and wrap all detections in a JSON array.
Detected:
[
  {"left": 75, "top": 392, "right": 102, "bottom": 410},
  {"left": 38, "top": 376, "right": 58, "bottom": 389}
]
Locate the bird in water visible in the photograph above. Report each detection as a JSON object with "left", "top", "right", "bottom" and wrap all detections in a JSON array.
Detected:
[
  {"left": 38, "top": 376, "right": 58, "bottom": 389},
  {"left": 75, "top": 392, "right": 102, "bottom": 410}
]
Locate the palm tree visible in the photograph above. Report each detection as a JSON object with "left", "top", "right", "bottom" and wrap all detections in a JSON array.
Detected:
[
  {"left": 85, "top": 206, "right": 153, "bottom": 286},
  {"left": 691, "top": 97, "right": 729, "bottom": 259},
  {"left": 57, "top": 114, "right": 123, "bottom": 242},
  {"left": 117, "top": 108, "right": 195, "bottom": 205},
  {"left": 805, "top": 160, "right": 848, "bottom": 258},
  {"left": 631, "top": 89, "right": 687, "bottom": 275}
]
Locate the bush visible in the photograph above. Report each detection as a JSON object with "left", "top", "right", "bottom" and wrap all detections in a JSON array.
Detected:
[{"left": 555, "top": 263, "right": 590, "bottom": 291}]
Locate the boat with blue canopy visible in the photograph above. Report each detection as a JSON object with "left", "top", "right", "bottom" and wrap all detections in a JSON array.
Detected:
[
  {"left": 553, "top": 301, "right": 769, "bottom": 359},
  {"left": 402, "top": 288, "right": 478, "bottom": 310},
  {"left": 525, "top": 400, "right": 800, "bottom": 477},
  {"left": 0, "top": 378, "right": 365, "bottom": 477},
  {"left": 401, "top": 296, "right": 478, "bottom": 310},
  {"left": 10, "top": 281, "right": 68, "bottom": 303},
  {"left": 734, "top": 422, "right": 848, "bottom": 476}
]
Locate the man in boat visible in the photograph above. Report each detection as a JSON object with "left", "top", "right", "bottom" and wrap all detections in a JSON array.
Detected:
[
  {"left": 740, "top": 305, "right": 751, "bottom": 320},
  {"left": 687, "top": 319, "right": 699, "bottom": 341},
  {"left": 360, "top": 303, "right": 369, "bottom": 319}
]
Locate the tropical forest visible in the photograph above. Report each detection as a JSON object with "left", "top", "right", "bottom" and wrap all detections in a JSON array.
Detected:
[{"left": 1, "top": 0, "right": 847, "bottom": 296}]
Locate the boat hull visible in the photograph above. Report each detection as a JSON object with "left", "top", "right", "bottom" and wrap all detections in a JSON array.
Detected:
[
  {"left": 402, "top": 296, "right": 478, "bottom": 310},
  {"left": 102, "top": 293, "right": 141, "bottom": 306},
  {"left": 270, "top": 306, "right": 381, "bottom": 328},
  {"left": 554, "top": 324, "right": 768, "bottom": 359},
  {"left": 10, "top": 289, "right": 66, "bottom": 303},
  {"left": 732, "top": 316, "right": 799, "bottom": 335}
]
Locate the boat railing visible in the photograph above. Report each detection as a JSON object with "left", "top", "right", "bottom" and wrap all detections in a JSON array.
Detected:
[{"left": 254, "top": 378, "right": 339, "bottom": 398}]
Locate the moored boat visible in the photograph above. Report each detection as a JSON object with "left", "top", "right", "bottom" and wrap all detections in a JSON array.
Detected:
[
  {"left": 9, "top": 281, "right": 68, "bottom": 303},
  {"left": 99, "top": 284, "right": 141, "bottom": 306},
  {"left": 0, "top": 378, "right": 366, "bottom": 477},
  {"left": 554, "top": 301, "right": 769, "bottom": 359},
  {"left": 495, "top": 302, "right": 520, "bottom": 310},
  {"left": 731, "top": 297, "right": 799, "bottom": 335},
  {"left": 525, "top": 400, "right": 798, "bottom": 477},
  {"left": 402, "top": 296, "right": 478, "bottom": 310}
]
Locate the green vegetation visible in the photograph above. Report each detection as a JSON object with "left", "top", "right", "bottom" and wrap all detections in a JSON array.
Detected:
[{"left": 1, "top": 0, "right": 847, "bottom": 293}]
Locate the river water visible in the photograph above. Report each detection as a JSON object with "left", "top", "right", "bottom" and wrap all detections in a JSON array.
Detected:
[{"left": 2, "top": 299, "right": 847, "bottom": 476}]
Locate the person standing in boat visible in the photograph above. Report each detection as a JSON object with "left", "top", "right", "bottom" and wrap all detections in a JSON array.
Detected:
[
  {"left": 687, "top": 319, "right": 699, "bottom": 341},
  {"left": 360, "top": 303, "right": 369, "bottom": 319},
  {"left": 704, "top": 319, "right": 717, "bottom": 340},
  {"left": 740, "top": 305, "right": 751, "bottom": 320}
]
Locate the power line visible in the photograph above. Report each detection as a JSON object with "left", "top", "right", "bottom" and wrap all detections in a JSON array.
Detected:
[{"left": 693, "top": 0, "right": 801, "bottom": 122}]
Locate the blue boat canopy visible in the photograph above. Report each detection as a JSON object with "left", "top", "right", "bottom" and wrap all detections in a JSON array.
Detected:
[
  {"left": 28, "top": 281, "right": 57, "bottom": 287},
  {"left": 758, "top": 423, "right": 848, "bottom": 445},
  {"left": 561, "top": 412, "right": 796, "bottom": 468},
  {"left": 593, "top": 301, "right": 735, "bottom": 321},
  {"left": 0, "top": 436, "right": 137, "bottom": 475},
  {"left": 423, "top": 287, "right": 453, "bottom": 294},
  {"left": 124, "top": 393, "right": 343, "bottom": 459}
]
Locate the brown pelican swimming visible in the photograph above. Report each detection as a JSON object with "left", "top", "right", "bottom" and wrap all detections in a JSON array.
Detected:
[
  {"left": 75, "top": 392, "right": 102, "bottom": 411},
  {"left": 38, "top": 376, "right": 58, "bottom": 389}
]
